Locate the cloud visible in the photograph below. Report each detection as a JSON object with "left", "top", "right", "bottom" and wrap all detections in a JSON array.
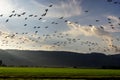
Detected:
[
  {"left": 0, "top": 0, "right": 27, "bottom": 18},
  {"left": 32, "top": 0, "right": 82, "bottom": 18},
  {"left": 0, "top": 21, "right": 119, "bottom": 54},
  {"left": 0, "top": 0, "right": 14, "bottom": 15},
  {"left": 65, "top": 21, "right": 120, "bottom": 53},
  {"left": 104, "top": 15, "right": 120, "bottom": 32},
  {"left": 51, "top": 0, "right": 82, "bottom": 17},
  {"left": 0, "top": 27, "right": 56, "bottom": 51},
  {"left": 66, "top": 21, "right": 111, "bottom": 37},
  {"left": 1, "top": 0, "right": 82, "bottom": 18}
]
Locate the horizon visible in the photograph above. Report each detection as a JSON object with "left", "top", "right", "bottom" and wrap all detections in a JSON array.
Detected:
[{"left": 0, "top": 48, "right": 120, "bottom": 55}]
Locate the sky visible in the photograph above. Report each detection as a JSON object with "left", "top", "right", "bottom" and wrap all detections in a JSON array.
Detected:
[{"left": 0, "top": 0, "right": 120, "bottom": 54}]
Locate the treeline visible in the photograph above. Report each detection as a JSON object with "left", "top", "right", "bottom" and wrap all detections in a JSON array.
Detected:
[
  {"left": 102, "top": 66, "right": 120, "bottom": 69},
  {"left": 1, "top": 59, "right": 120, "bottom": 69},
  {"left": 0, "top": 60, "right": 6, "bottom": 67}
]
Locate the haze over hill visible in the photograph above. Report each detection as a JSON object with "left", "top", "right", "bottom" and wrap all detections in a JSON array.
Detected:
[{"left": 0, "top": 49, "right": 120, "bottom": 68}]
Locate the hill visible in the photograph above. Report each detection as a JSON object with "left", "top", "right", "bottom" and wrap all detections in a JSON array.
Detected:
[{"left": 0, "top": 49, "right": 120, "bottom": 68}]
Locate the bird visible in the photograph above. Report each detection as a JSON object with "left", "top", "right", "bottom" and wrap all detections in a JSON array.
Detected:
[
  {"left": 5, "top": 19, "right": 9, "bottom": 23},
  {"left": 100, "top": 26, "right": 104, "bottom": 30},
  {"left": 45, "top": 9, "right": 48, "bottom": 12},
  {"left": 89, "top": 25, "right": 93, "bottom": 27},
  {"left": 96, "top": 20, "right": 99, "bottom": 22},
  {"left": 14, "top": 14, "right": 17, "bottom": 16},
  {"left": 9, "top": 14, "right": 13, "bottom": 17},
  {"left": 119, "top": 17, "right": 120, "bottom": 20},
  {"left": 107, "top": 0, "right": 112, "bottom": 2},
  {"left": 107, "top": 18, "right": 111, "bottom": 20},
  {"left": 59, "top": 17, "right": 64, "bottom": 19},
  {"left": 118, "top": 23, "right": 120, "bottom": 26},
  {"left": 29, "top": 14, "right": 33, "bottom": 17},
  {"left": 111, "top": 27, "right": 115, "bottom": 29},
  {"left": 0, "top": 14, "right": 3, "bottom": 17},
  {"left": 85, "top": 10, "right": 88, "bottom": 12},
  {"left": 34, "top": 26, "right": 37, "bottom": 28},
  {"left": 110, "top": 24, "right": 113, "bottom": 26},
  {"left": 12, "top": 10, "right": 15, "bottom": 13},
  {"left": 113, "top": 2, "right": 118, "bottom": 4},
  {"left": 17, "top": 14, "right": 21, "bottom": 17},
  {"left": 55, "top": 23, "right": 58, "bottom": 24},
  {"left": 34, "top": 15, "right": 37, "bottom": 17},
  {"left": 21, "top": 12, "right": 26, "bottom": 15},
  {"left": 51, "top": 22, "right": 55, "bottom": 24},
  {"left": 35, "top": 31, "right": 38, "bottom": 34},
  {"left": 41, "top": 13, "right": 47, "bottom": 16},
  {"left": 37, "top": 26, "right": 40, "bottom": 28},
  {"left": 64, "top": 20, "right": 68, "bottom": 22},
  {"left": 49, "top": 5, "right": 53, "bottom": 7},
  {"left": 25, "top": 17, "right": 28, "bottom": 20},
  {"left": 45, "top": 26, "right": 48, "bottom": 29},
  {"left": 39, "top": 18, "right": 42, "bottom": 20},
  {"left": 24, "top": 24, "right": 27, "bottom": 26},
  {"left": 108, "top": 22, "right": 111, "bottom": 24}
]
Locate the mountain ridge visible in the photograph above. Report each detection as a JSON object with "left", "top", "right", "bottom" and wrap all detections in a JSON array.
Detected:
[{"left": 0, "top": 49, "right": 120, "bottom": 68}]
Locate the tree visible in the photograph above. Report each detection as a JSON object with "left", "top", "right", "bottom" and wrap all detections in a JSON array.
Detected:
[{"left": 0, "top": 60, "right": 2, "bottom": 65}]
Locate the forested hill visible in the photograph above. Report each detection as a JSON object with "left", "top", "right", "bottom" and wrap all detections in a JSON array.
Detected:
[{"left": 0, "top": 49, "right": 120, "bottom": 68}]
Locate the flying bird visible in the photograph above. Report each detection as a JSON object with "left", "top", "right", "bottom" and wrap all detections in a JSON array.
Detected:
[
  {"left": 39, "top": 18, "right": 42, "bottom": 20},
  {"left": 41, "top": 13, "right": 47, "bottom": 16},
  {"left": 113, "top": 2, "right": 118, "bottom": 4},
  {"left": 25, "top": 17, "right": 28, "bottom": 20},
  {"left": 45, "top": 9, "right": 48, "bottom": 12},
  {"left": 5, "top": 19, "right": 9, "bottom": 23},
  {"left": 24, "top": 24, "right": 27, "bottom": 26},
  {"left": 0, "top": 14, "right": 3, "bottom": 17},
  {"left": 9, "top": 14, "right": 13, "bottom": 17},
  {"left": 85, "top": 10, "right": 88, "bottom": 12},
  {"left": 107, "top": 0, "right": 112, "bottom": 2},
  {"left": 59, "top": 17, "right": 64, "bottom": 19},
  {"left": 29, "top": 14, "right": 33, "bottom": 17},
  {"left": 49, "top": 5, "right": 53, "bottom": 7},
  {"left": 34, "top": 15, "right": 37, "bottom": 17},
  {"left": 21, "top": 12, "right": 26, "bottom": 15},
  {"left": 12, "top": 10, "right": 15, "bottom": 13},
  {"left": 96, "top": 20, "right": 100, "bottom": 22},
  {"left": 64, "top": 20, "right": 68, "bottom": 22},
  {"left": 100, "top": 26, "right": 104, "bottom": 30}
]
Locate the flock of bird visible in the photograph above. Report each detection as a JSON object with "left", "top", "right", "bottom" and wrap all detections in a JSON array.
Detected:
[{"left": 0, "top": 0, "right": 120, "bottom": 54}]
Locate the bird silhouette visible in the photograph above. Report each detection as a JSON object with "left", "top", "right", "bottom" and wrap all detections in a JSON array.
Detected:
[
  {"left": 100, "top": 26, "right": 104, "bottom": 30},
  {"left": 0, "top": 14, "right": 3, "bottom": 17},
  {"left": 39, "top": 17, "right": 42, "bottom": 20},
  {"left": 24, "top": 24, "right": 27, "bottom": 26},
  {"left": 12, "top": 10, "right": 15, "bottom": 13},
  {"left": 49, "top": 5, "right": 53, "bottom": 7},
  {"left": 21, "top": 12, "right": 26, "bottom": 15},
  {"left": 107, "top": 0, "right": 112, "bottom": 2},
  {"left": 59, "top": 17, "right": 64, "bottom": 19},
  {"left": 96, "top": 20, "right": 99, "bottom": 22},
  {"left": 25, "top": 17, "right": 28, "bottom": 20},
  {"left": 85, "top": 10, "right": 88, "bottom": 12},
  {"left": 45, "top": 9, "right": 48, "bottom": 12},
  {"left": 5, "top": 19, "right": 9, "bottom": 23}
]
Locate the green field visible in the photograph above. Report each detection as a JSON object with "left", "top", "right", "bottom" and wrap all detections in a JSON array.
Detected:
[{"left": 0, "top": 67, "right": 120, "bottom": 79}]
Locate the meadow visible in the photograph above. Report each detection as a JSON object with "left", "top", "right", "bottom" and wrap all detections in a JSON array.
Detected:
[{"left": 0, "top": 67, "right": 120, "bottom": 79}]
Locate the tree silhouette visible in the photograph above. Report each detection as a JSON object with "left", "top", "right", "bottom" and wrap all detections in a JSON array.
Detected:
[{"left": 0, "top": 60, "right": 2, "bottom": 65}]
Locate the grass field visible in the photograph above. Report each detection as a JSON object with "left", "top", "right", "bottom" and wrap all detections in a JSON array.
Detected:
[{"left": 0, "top": 67, "right": 120, "bottom": 79}]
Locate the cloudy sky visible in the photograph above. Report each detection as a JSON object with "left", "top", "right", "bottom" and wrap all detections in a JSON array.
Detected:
[{"left": 0, "top": 0, "right": 120, "bottom": 54}]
